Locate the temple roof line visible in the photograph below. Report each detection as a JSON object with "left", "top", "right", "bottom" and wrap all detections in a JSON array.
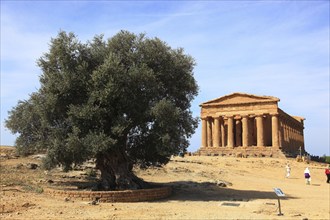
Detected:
[
  {"left": 278, "top": 108, "right": 305, "bottom": 125},
  {"left": 200, "top": 92, "right": 280, "bottom": 107}
]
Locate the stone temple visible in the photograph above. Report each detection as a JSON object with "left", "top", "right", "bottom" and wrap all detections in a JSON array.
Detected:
[{"left": 198, "top": 93, "right": 305, "bottom": 158}]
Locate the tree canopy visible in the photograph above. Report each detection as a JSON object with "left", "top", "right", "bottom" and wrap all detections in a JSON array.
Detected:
[{"left": 5, "top": 30, "right": 199, "bottom": 190}]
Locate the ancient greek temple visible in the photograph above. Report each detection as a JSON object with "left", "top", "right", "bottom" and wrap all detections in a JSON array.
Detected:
[{"left": 198, "top": 93, "right": 305, "bottom": 157}]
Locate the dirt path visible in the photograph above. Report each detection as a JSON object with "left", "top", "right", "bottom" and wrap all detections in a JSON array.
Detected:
[{"left": 1, "top": 147, "right": 329, "bottom": 219}]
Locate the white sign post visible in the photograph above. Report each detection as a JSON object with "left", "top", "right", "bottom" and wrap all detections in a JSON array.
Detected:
[{"left": 273, "top": 188, "right": 285, "bottom": 216}]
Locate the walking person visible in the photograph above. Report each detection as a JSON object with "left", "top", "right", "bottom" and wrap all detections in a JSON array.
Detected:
[
  {"left": 304, "top": 167, "right": 311, "bottom": 185},
  {"left": 325, "top": 165, "right": 330, "bottom": 183},
  {"left": 285, "top": 163, "right": 291, "bottom": 178}
]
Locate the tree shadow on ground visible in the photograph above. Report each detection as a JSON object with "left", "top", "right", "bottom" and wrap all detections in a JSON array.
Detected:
[
  {"left": 46, "top": 179, "right": 297, "bottom": 202},
  {"left": 47, "top": 179, "right": 99, "bottom": 190},
  {"left": 157, "top": 181, "right": 297, "bottom": 202}
]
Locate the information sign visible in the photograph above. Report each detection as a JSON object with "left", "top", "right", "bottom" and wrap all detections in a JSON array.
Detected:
[
  {"left": 273, "top": 188, "right": 285, "bottom": 216},
  {"left": 273, "top": 188, "right": 285, "bottom": 197}
]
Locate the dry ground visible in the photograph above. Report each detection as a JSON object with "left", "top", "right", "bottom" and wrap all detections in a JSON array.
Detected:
[{"left": 1, "top": 146, "right": 329, "bottom": 220}]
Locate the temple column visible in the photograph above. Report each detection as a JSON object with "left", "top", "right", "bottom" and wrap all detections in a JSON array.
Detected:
[
  {"left": 285, "top": 120, "right": 290, "bottom": 150},
  {"left": 271, "top": 114, "right": 279, "bottom": 148},
  {"left": 293, "top": 127, "right": 297, "bottom": 149},
  {"left": 279, "top": 120, "right": 283, "bottom": 148},
  {"left": 227, "top": 116, "right": 234, "bottom": 148},
  {"left": 220, "top": 117, "right": 225, "bottom": 147},
  {"left": 284, "top": 122, "right": 289, "bottom": 144},
  {"left": 213, "top": 117, "right": 220, "bottom": 147},
  {"left": 288, "top": 125, "right": 292, "bottom": 147},
  {"left": 299, "top": 129, "right": 303, "bottom": 144},
  {"left": 256, "top": 115, "right": 264, "bottom": 146},
  {"left": 297, "top": 129, "right": 300, "bottom": 148},
  {"left": 301, "top": 129, "right": 304, "bottom": 142},
  {"left": 201, "top": 117, "right": 207, "bottom": 148},
  {"left": 207, "top": 117, "right": 213, "bottom": 147},
  {"left": 235, "top": 119, "right": 242, "bottom": 147},
  {"left": 242, "top": 115, "right": 249, "bottom": 147}
]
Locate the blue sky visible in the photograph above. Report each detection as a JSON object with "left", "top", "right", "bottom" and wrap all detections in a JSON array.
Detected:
[{"left": 1, "top": 1, "right": 329, "bottom": 156}]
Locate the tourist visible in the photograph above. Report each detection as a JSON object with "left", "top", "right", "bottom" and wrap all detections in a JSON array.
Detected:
[
  {"left": 304, "top": 167, "right": 311, "bottom": 185},
  {"left": 325, "top": 165, "right": 330, "bottom": 183},
  {"left": 285, "top": 163, "right": 291, "bottom": 178}
]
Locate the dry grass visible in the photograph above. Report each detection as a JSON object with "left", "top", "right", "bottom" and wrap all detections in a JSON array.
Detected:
[
  {"left": 0, "top": 146, "right": 44, "bottom": 193},
  {"left": 0, "top": 146, "right": 329, "bottom": 219}
]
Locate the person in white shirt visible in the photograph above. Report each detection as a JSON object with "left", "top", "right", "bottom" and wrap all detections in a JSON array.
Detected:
[
  {"left": 304, "top": 167, "right": 311, "bottom": 185},
  {"left": 285, "top": 163, "right": 291, "bottom": 178}
]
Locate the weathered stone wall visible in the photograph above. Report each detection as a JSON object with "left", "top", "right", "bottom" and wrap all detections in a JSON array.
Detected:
[{"left": 44, "top": 187, "right": 172, "bottom": 203}]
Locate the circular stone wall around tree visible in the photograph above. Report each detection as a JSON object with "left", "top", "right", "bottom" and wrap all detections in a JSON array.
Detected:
[{"left": 44, "top": 186, "right": 172, "bottom": 202}]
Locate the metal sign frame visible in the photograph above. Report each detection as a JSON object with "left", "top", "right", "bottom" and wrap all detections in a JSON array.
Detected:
[{"left": 273, "top": 188, "right": 285, "bottom": 216}]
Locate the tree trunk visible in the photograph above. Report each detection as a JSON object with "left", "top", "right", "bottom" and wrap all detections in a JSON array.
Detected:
[{"left": 95, "top": 148, "right": 148, "bottom": 190}]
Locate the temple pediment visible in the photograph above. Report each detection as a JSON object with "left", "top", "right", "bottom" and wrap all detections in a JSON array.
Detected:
[{"left": 200, "top": 93, "right": 280, "bottom": 106}]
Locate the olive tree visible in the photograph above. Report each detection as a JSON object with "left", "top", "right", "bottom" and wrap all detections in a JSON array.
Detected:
[{"left": 6, "top": 30, "right": 198, "bottom": 190}]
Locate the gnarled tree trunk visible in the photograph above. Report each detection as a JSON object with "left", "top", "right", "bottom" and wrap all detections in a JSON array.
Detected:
[{"left": 95, "top": 148, "right": 148, "bottom": 190}]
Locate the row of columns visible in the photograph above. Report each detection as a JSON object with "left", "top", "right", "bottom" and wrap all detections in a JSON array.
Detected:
[
  {"left": 201, "top": 114, "right": 279, "bottom": 148},
  {"left": 279, "top": 117, "right": 304, "bottom": 152}
]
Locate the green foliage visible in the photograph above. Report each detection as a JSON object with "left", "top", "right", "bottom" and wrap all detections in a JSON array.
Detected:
[
  {"left": 5, "top": 30, "right": 198, "bottom": 170},
  {"left": 325, "top": 156, "right": 330, "bottom": 164}
]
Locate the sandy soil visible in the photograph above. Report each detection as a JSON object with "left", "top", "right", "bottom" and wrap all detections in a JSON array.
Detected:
[{"left": 1, "top": 146, "right": 329, "bottom": 220}]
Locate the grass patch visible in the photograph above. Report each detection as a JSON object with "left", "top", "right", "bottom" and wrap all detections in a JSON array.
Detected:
[
  {"left": 22, "top": 184, "right": 44, "bottom": 193},
  {"left": 0, "top": 161, "right": 45, "bottom": 193}
]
